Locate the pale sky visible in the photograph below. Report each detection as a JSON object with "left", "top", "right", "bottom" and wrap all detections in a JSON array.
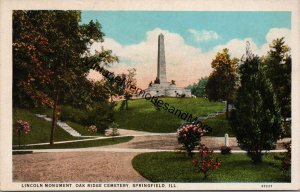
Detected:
[{"left": 81, "top": 11, "right": 291, "bottom": 88}]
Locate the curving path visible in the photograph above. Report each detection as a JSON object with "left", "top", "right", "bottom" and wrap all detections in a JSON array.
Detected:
[
  {"left": 99, "top": 134, "right": 241, "bottom": 150},
  {"left": 13, "top": 128, "right": 290, "bottom": 182}
]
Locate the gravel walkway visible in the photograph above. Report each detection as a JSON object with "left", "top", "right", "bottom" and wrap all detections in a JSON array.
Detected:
[
  {"left": 100, "top": 134, "right": 241, "bottom": 150},
  {"left": 13, "top": 129, "right": 290, "bottom": 182},
  {"left": 102, "top": 132, "right": 289, "bottom": 151},
  {"left": 13, "top": 151, "right": 148, "bottom": 182}
]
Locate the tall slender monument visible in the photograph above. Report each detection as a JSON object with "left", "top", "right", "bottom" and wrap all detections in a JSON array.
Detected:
[
  {"left": 157, "top": 34, "right": 167, "bottom": 84},
  {"left": 144, "top": 33, "right": 191, "bottom": 97}
]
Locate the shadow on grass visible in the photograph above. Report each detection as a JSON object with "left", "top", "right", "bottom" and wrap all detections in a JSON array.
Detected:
[
  {"left": 13, "top": 151, "right": 33, "bottom": 155},
  {"left": 13, "top": 136, "right": 134, "bottom": 150}
]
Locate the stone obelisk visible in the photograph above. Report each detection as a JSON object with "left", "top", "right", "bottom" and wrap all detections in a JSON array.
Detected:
[{"left": 157, "top": 33, "right": 167, "bottom": 84}]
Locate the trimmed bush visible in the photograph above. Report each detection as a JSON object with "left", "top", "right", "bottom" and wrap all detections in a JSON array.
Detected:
[{"left": 220, "top": 146, "right": 232, "bottom": 154}]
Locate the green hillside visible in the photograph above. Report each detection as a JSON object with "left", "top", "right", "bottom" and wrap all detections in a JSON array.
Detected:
[{"left": 114, "top": 98, "right": 224, "bottom": 133}]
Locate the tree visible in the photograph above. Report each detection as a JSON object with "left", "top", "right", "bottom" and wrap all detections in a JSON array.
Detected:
[
  {"left": 13, "top": 11, "right": 118, "bottom": 145},
  {"left": 186, "top": 77, "right": 208, "bottom": 97},
  {"left": 62, "top": 78, "right": 110, "bottom": 110},
  {"left": 264, "top": 38, "right": 291, "bottom": 122},
  {"left": 103, "top": 73, "right": 125, "bottom": 103},
  {"left": 13, "top": 11, "right": 54, "bottom": 107},
  {"left": 206, "top": 48, "right": 238, "bottom": 118},
  {"left": 231, "top": 46, "right": 282, "bottom": 163},
  {"left": 205, "top": 73, "right": 219, "bottom": 101},
  {"left": 119, "top": 68, "right": 136, "bottom": 110},
  {"left": 122, "top": 68, "right": 137, "bottom": 110}
]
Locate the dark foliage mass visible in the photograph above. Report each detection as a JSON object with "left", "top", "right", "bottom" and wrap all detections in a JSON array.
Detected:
[
  {"left": 13, "top": 11, "right": 118, "bottom": 143},
  {"left": 231, "top": 46, "right": 282, "bottom": 163},
  {"left": 186, "top": 77, "right": 208, "bottom": 98}
]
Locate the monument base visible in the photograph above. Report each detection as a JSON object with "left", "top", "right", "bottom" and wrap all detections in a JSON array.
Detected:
[{"left": 144, "top": 82, "right": 191, "bottom": 97}]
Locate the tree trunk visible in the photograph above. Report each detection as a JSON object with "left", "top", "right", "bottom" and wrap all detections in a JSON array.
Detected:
[
  {"left": 50, "top": 91, "right": 59, "bottom": 145},
  {"left": 204, "top": 172, "right": 208, "bottom": 179},
  {"left": 18, "top": 130, "right": 21, "bottom": 148},
  {"left": 253, "top": 151, "right": 262, "bottom": 164},
  {"left": 226, "top": 101, "right": 229, "bottom": 119}
]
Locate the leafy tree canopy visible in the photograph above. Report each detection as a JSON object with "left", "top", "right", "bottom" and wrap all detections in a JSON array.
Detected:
[
  {"left": 206, "top": 48, "right": 238, "bottom": 118},
  {"left": 13, "top": 10, "right": 118, "bottom": 108},
  {"left": 13, "top": 10, "right": 118, "bottom": 144},
  {"left": 186, "top": 77, "right": 208, "bottom": 98}
]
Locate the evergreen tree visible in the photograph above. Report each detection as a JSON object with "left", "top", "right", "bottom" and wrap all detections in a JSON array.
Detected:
[
  {"left": 265, "top": 38, "right": 291, "bottom": 122},
  {"left": 231, "top": 48, "right": 282, "bottom": 163}
]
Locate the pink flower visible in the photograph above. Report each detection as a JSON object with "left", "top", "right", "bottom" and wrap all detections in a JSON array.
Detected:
[
  {"left": 16, "top": 120, "right": 31, "bottom": 134},
  {"left": 192, "top": 159, "right": 198, "bottom": 164}
]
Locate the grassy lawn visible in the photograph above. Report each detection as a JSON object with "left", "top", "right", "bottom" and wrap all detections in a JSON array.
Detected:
[
  {"left": 13, "top": 136, "right": 133, "bottom": 150},
  {"left": 30, "top": 107, "right": 102, "bottom": 136},
  {"left": 115, "top": 98, "right": 224, "bottom": 133},
  {"left": 13, "top": 108, "right": 74, "bottom": 145},
  {"left": 132, "top": 152, "right": 290, "bottom": 182},
  {"left": 203, "top": 114, "right": 234, "bottom": 137}
]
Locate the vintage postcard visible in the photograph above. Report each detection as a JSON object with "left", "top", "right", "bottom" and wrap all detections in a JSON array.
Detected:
[{"left": 0, "top": 0, "right": 300, "bottom": 191}]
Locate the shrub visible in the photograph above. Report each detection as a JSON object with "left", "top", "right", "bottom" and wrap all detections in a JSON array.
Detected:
[
  {"left": 60, "top": 106, "right": 87, "bottom": 123},
  {"left": 281, "top": 121, "right": 291, "bottom": 138},
  {"left": 60, "top": 102, "right": 115, "bottom": 134},
  {"left": 192, "top": 144, "right": 221, "bottom": 179},
  {"left": 86, "top": 102, "right": 115, "bottom": 134},
  {"left": 15, "top": 120, "right": 31, "bottom": 147},
  {"left": 109, "top": 122, "right": 120, "bottom": 136},
  {"left": 110, "top": 128, "right": 120, "bottom": 136},
  {"left": 282, "top": 141, "right": 291, "bottom": 171},
  {"left": 87, "top": 125, "right": 97, "bottom": 133},
  {"left": 220, "top": 146, "right": 232, "bottom": 154},
  {"left": 177, "top": 122, "right": 209, "bottom": 157}
]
